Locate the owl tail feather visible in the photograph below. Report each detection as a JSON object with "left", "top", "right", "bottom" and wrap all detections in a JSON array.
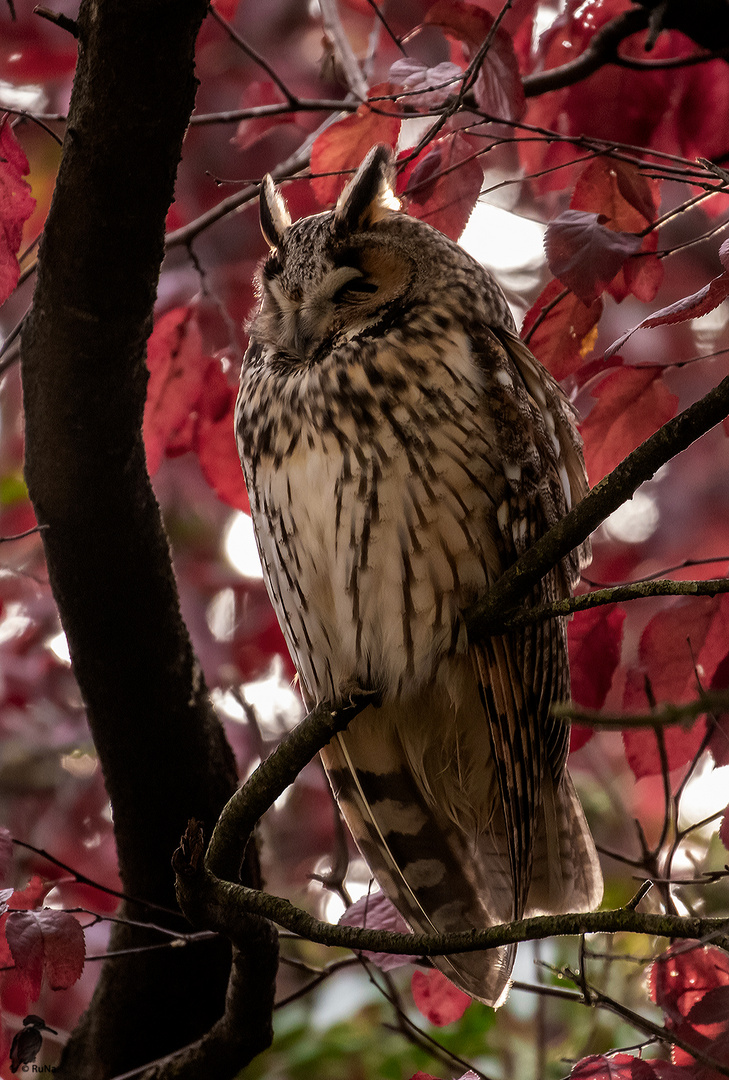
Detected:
[{"left": 321, "top": 698, "right": 523, "bottom": 1008}]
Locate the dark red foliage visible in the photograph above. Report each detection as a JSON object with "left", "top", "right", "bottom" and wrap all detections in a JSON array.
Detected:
[
  {"left": 579, "top": 367, "right": 679, "bottom": 485},
  {"left": 0, "top": 118, "right": 35, "bottom": 305},
  {"left": 650, "top": 942, "right": 729, "bottom": 1077},
  {"left": 410, "top": 968, "right": 472, "bottom": 1026}
]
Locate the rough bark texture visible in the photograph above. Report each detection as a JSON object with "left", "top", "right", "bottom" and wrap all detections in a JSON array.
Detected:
[{"left": 20, "top": 2, "right": 250, "bottom": 1075}]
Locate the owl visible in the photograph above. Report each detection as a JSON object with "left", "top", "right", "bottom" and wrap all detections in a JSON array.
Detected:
[{"left": 235, "top": 145, "right": 603, "bottom": 1007}]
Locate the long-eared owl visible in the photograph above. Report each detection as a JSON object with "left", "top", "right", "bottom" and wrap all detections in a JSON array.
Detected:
[{"left": 235, "top": 145, "right": 602, "bottom": 1007}]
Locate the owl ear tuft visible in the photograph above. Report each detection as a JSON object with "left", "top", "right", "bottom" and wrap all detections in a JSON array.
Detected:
[
  {"left": 334, "top": 145, "right": 398, "bottom": 233},
  {"left": 260, "top": 174, "right": 291, "bottom": 250}
]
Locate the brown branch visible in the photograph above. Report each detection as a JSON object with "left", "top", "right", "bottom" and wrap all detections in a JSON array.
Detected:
[
  {"left": 177, "top": 846, "right": 729, "bottom": 957},
  {"left": 553, "top": 688, "right": 729, "bottom": 728},
  {"left": 502, "top": 576, "right": 729, "bottom": 629}
]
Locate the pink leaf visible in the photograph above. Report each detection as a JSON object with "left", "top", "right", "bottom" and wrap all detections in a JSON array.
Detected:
[
  {"left": 339, "top": 889, "right": 413, "bottom": 970},
  {"left": 605, "top": 243, "right": 729, "bottom": 359},
  {"left": 388, "top": 58, "right": 464, "bottom": 109},
  {"left": 0, "top": 116, "right": 36, "bottom": 305},
  {"left": 570, "top": 1054, "right": 657, "bottom": 1079},
  {"left": 143, "top": 307, "right": 208, "bottom": 475},
  {"left": 425, "top": 1, "right": 525, "bottom": 121},
  {"left": 545, "top": 210, "right": 642, "bottom": 305},
  {"left": 411, "top": 967, "right": 471, "bottom": 1026},
  {"left": 6, "top": 909, "right": 85, "bottom": 999}
]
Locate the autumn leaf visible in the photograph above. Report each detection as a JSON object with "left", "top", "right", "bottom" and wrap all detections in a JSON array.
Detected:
[
  {"left": 410, "top": 967, "right": 471, "bottom": 1026},
  {"left": 650, "top": 941, "right": 729, "bottom": 1073},
  {"left": 143, "top": 306, "right": 208, "bottom": 475},
  {"left": 0, "top": 116, "right": 36, "bottom": 305},
  {"left": 580, "top": 367, "right": 678, "bottom": 485},
  {"left": 425, "top": 0, "right": 525, "bottom": 121},
  {"left": 569, "top": 1054, "right": 658, "bottom": 1079},
  {"left": 522, "top": 278, "right": 602, "bottom": 381},
  {"left": 622, "top": 595, "right": 729, "bottom": 779},
  {"left": 5, "top": 908, "right": 85, "bottom": 999},
  {"left": 605, "top": 239, "right": 729, "bottom": 360},
  {"left": 545, "top": 210, "right": 642, "bottom": 305},
  {"left": 570, "top": 157, "right": 663, "bottom": 304},
  {"left": 310, "top": 85, "right": 401, "bottom": 206},
  {"left": 398, "top": 131, "right": 483, "bottom": 240},
  {"left": 339, "top": 889, "right": 412, "bottom": 971},
  {"left": 193, "top": 360, "right": 250, "bottom": 513},
  {"left": 232, "top": 81, "right": 297, "bottom": 152},
  {"left": 568, "top": 605, "right": 626, "bottom": 750},
  {"left": 0, "top": 826, "right": 11, "bottom": 885}
]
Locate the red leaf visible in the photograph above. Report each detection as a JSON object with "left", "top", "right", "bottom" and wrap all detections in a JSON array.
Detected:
[
  {"left": 0, "top": 117, "right": 36, "bottom": 305},
  {"left": 6, "top": 909, "right": 85, "bottom": 999},
  {"left": 411, "top": 967, "right": 471, "bottom": 1026},
  {"left": 546, "top": 210, "right": 642, "bottom": 305},
  {"left": 193, "top": 361, "right": 250, "bottom": 513},
  {"left": 570, "top": 1053, "right": 657, "bottom": 1079},
  {"left": 580, "top": 367, "right": 678, "bottom": 485},
  {"left": 310, "top": 87, "right": 401, "bottom": 206},
  {"left": 569, "top": 605, "right": 626, "bottom": 710},
  {"left": 708, "top": 652, "right": 729, "bottom": 766},
  {"left": 649, "top": 1065, "right": 697, "bottom": 1079},
  {"left": 398, "top": 132, "right": 483, "bottom": 240},
  {"left": 8, "top": 875, "right": 52, "bottom": 911},
  {"left": 686, "top": 985, "right": 729, "bottom": 1026},
  {"left": 144, "top": 307, "right": 208, "bottom": 475},
  {"left": 650, "top": 941, "right": 729, "bottom": 1035},
  {"left": 0, "top": 827, "right": 12, "bottom": 885},
  {"left": 231, "top": 81, "right": 296, "bottom": 152},
  {"left": 425, "top": 1, "right": 525, "bottom": 121},
  {"left": 522, "top": 278, "right": 602, "bottom": 381},
  {"left": 605, "top": 240, "right": 729, "bottom": 359},
  {"left": 621, "top": 595, "right": 729, "bottom": 778},
  {"left": 570, "top": 157, "right": 663, "bottom": 304},
  {"left": 210, "top": 0, "right": 240, "bottom": 16},
  {"left": 339, "top": 889, "right": 412, "bottom": 970}
]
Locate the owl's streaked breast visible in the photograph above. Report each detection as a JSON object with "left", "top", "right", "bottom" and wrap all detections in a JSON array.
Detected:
[{"left": 236, "top": 320, "right": 508, "bottom": 706}]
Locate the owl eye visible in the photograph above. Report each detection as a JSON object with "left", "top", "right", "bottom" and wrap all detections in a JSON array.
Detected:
[{"left": 332, "top": 278, "right": 378, "bottom": 304}]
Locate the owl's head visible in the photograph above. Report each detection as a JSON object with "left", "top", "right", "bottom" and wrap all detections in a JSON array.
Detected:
[{"left": 252, "top": 146, "right": 432, "bottom": 362}]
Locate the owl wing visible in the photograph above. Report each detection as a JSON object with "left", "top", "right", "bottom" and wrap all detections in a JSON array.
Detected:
[{"left": 320, "top": 328, "right": 601, "bottom": 1005}]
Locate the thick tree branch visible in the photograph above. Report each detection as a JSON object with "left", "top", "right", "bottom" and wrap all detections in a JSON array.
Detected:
[
  {"left": 177, "top": 831, "right": 729, "bottom": 956},
  {"left": 205, "top": 698, "right": 370, "bottom": 880},
  {"left": 19, "top": 2, "right": 257, "bottom": 1077}
]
